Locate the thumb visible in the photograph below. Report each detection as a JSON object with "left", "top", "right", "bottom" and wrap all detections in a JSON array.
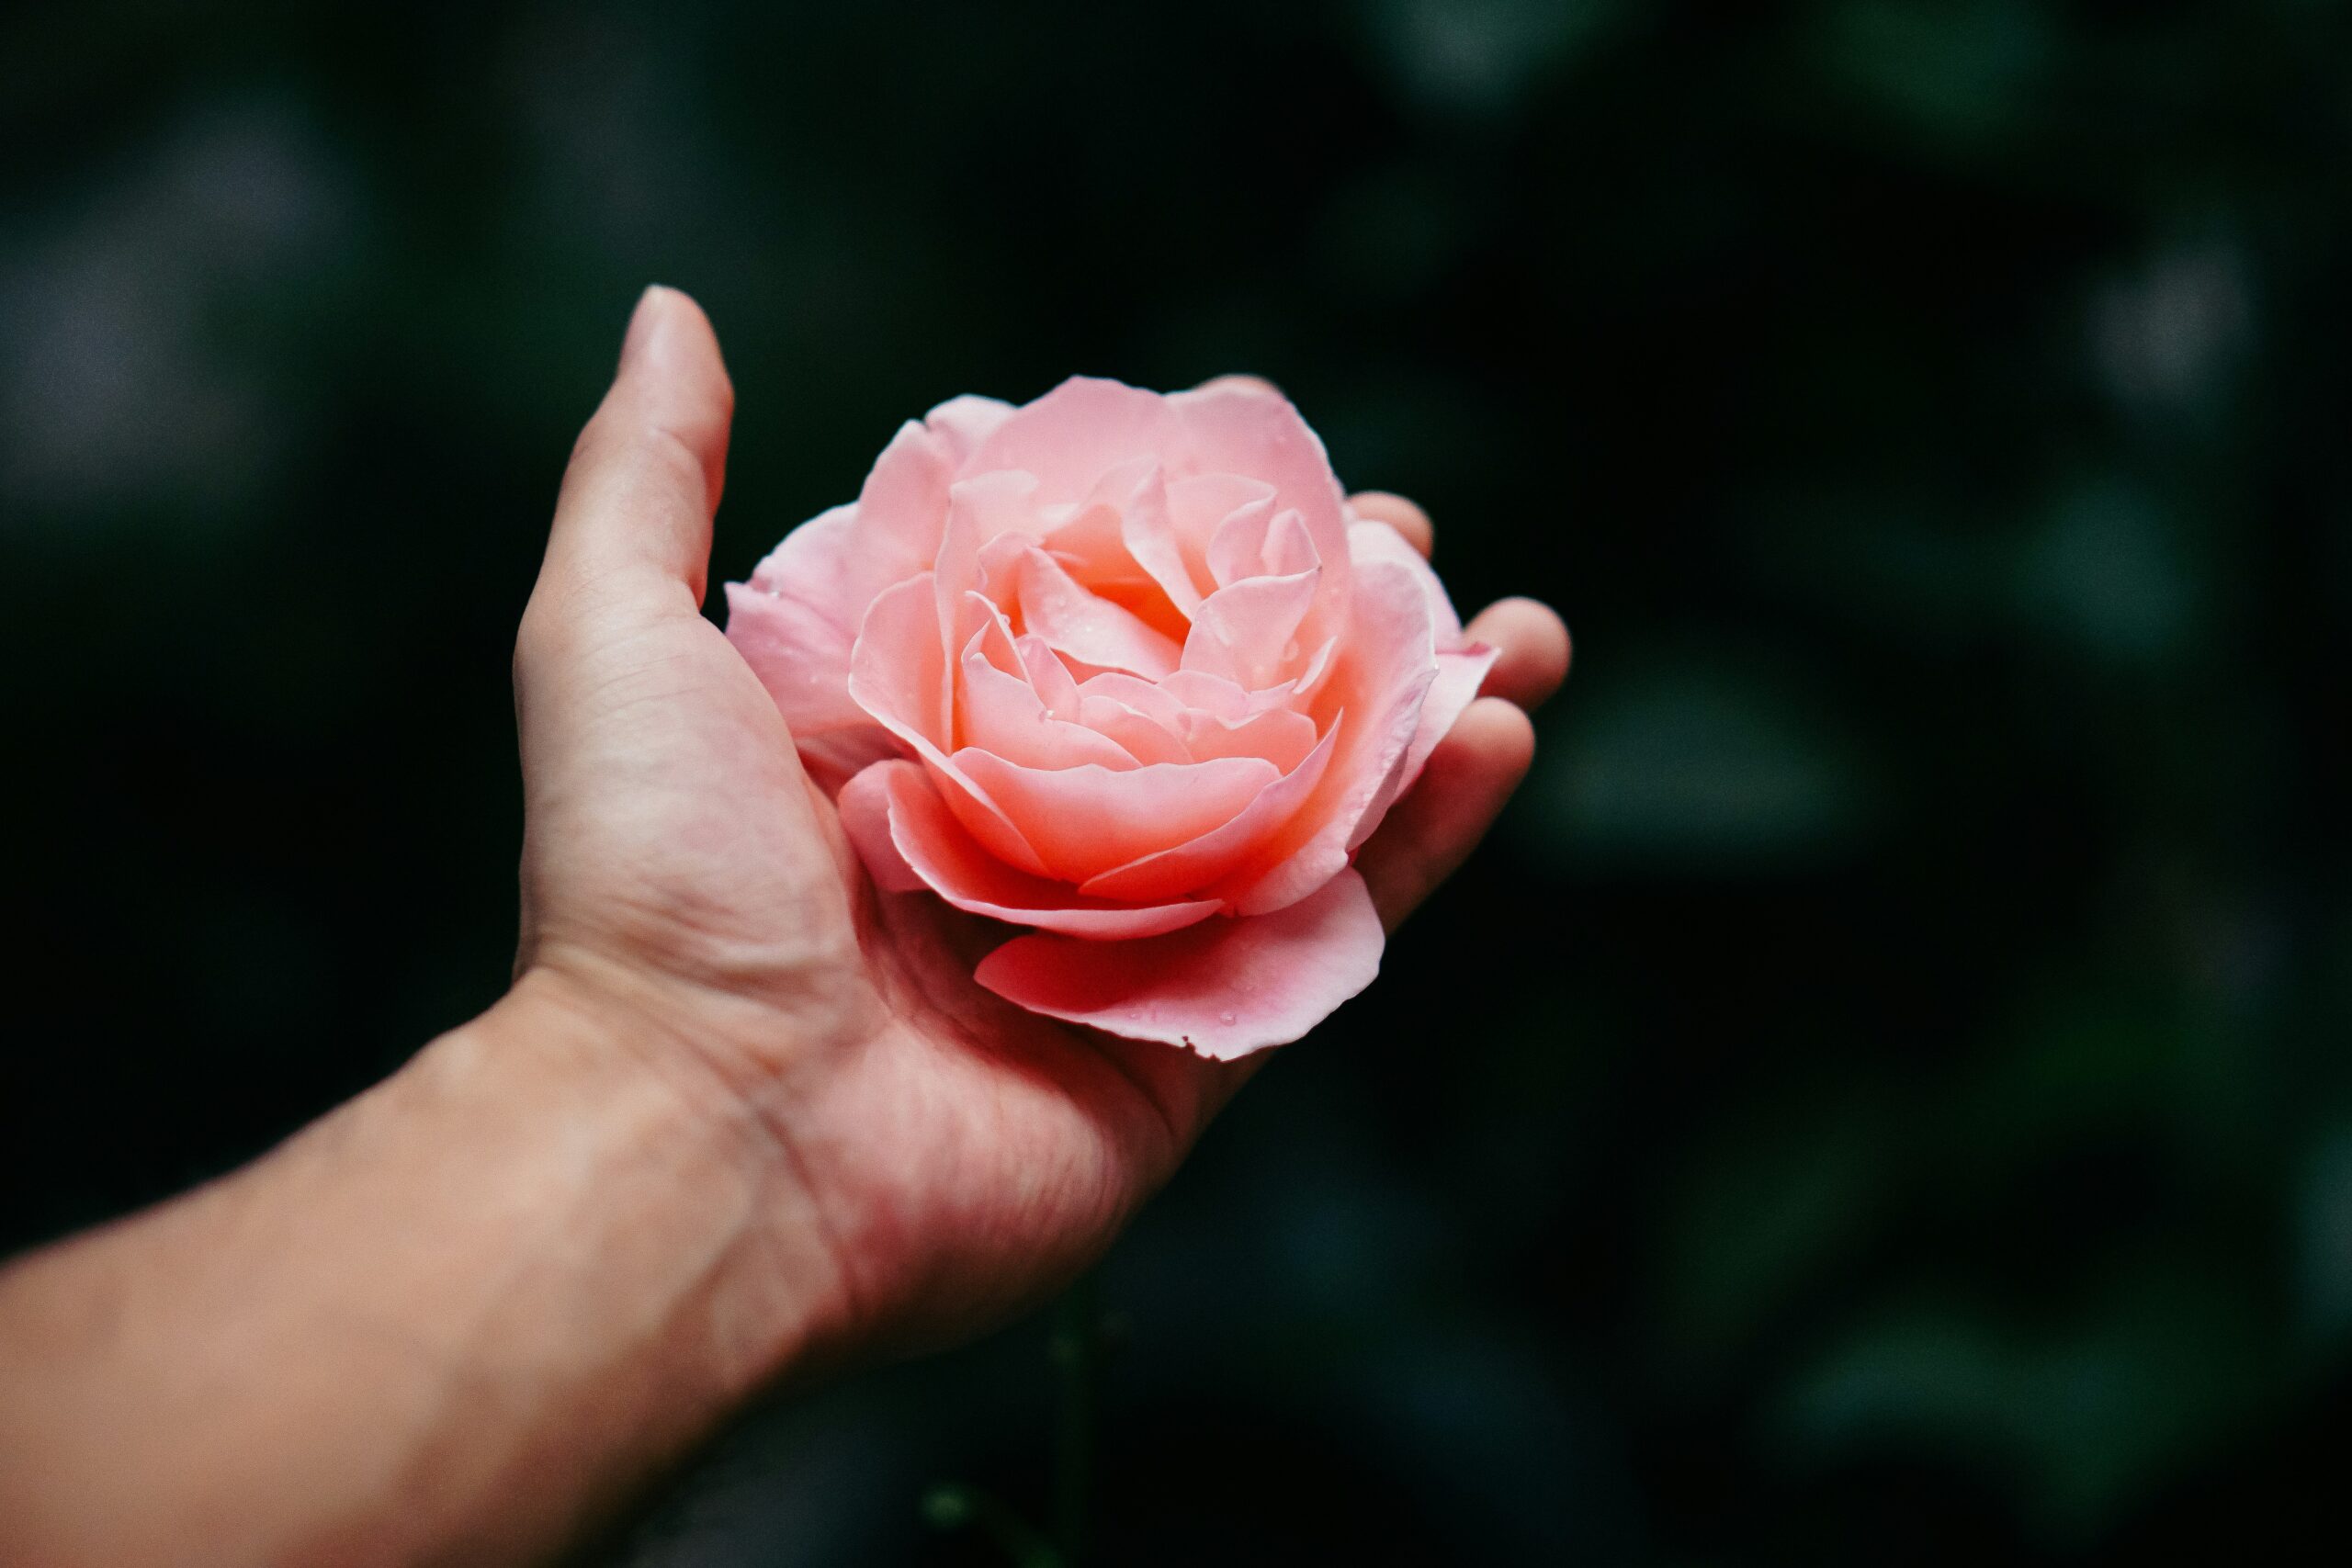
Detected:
[{"left": 537, "top": 286, "right": 734, "bottom": 612}]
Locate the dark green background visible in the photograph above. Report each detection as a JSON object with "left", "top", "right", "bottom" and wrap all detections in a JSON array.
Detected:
[{"left": 6, "top": 1, "right": 2350, "bottom": 1562}]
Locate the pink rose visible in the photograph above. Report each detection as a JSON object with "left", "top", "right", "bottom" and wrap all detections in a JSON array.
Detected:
[{"left": 724, "top": 377, "right": 1493, "bottom": 1057}]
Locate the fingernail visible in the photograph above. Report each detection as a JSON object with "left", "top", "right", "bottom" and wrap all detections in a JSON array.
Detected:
[{"left": 619, "top": 285, "right": 670, "bottom": 372}]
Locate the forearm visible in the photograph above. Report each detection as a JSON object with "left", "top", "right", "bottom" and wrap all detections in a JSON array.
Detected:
[{"left": 0, "top": 970, "right": 826, "bottom": 1567}]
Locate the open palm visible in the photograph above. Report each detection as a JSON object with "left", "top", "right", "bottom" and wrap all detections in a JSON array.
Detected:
[{"left": 510, "top": 289, "right": 1568, "bottom": 1361}]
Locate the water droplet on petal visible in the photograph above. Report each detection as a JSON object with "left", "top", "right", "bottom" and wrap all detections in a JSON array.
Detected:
[{"left": 1218, "top": 1010, "right": 1237, "bottom": 1025}]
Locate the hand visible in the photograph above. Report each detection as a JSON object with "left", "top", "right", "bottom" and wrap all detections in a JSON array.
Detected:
[
  {"left": 0, "top": 288, "right": 1569, "bottom": 1567},
  {"left": 511, "top": 288, "right": 1572, "bottom": 1362}
]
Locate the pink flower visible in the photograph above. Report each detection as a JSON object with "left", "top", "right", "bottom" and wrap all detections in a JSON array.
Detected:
[{"left": 724, "top": 377, "right": 1493, "bottom": 1057}]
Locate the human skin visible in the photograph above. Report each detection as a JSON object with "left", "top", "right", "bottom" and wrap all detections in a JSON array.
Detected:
[{"left": 0, "top": 288, "right": 1571, "bottom": 1567}]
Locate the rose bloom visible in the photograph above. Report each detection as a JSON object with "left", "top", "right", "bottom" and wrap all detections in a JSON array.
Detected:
[{"left": 725, "top": 378, "right": 1493, "bottom": 1057}]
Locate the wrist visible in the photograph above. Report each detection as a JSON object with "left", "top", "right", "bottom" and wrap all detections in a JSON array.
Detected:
[
  {"left": 488, "top": 960, "right": 789, "bottom": 1193},
  {"left": 442, "top": 964, "right": 855, "bottom": 1395}
]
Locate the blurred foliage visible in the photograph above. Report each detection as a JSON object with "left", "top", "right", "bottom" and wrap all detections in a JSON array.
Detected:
[{"left": 6, "top": 0, "right": 2352, "bottom": 1563}]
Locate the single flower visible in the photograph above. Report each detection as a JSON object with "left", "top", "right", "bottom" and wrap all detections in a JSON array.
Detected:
[{"left": 725, "top": 377, "right": 1492, "bottom": 1056}]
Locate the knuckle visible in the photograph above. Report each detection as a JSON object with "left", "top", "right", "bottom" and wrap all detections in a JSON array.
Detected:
[
  {"left": 638, "top": 419, "right": 712, "bottom": 506},
  {"left": 574, "top": 407, "right": 711, "bottom": 511}
]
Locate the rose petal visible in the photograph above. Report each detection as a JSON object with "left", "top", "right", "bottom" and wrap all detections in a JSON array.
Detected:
[
  {"left": 1078, "top": 719, "right": 1340, "bottom": 903},
  {"left": 1334, "top": 522, "right": 1490, "bottom": 840},
  {"left": 1260, "top": 508, "right": 1319, "bottom": 578},
  {"left": 1181, "top": 569, "right": 1319, "bottom": 691},
  {"left": 1204, "top": 499, "right": 1275, "bottom": 590},
  {"left": 1285, "top": 636, "right": 1340, "bottom": 704},
  {"left": 951, "top": 468, "right": 1050, "bottom": 547},
  {"left": 967, "top": 377, "right": 1186, "bottom": 504},
  {"left": 849, "top": 576, "right": 948, "bottom": 745},
  {"left": 1008, "top": 545, "right": 1182, "bottom": 678},
  {"left": 1024, "top": 457, "right": 1191, "bottom": 641},
  {"left": 724, "top": 577, "right": 872, "bottom": 737},
  {"left": 1178, "top": 704, "right": 1319, "bottom": 772},
  {"left": 1015, "top": 633, "right": 1082, "bottom": 717},
  {"left": 848, "top": 575, "right": 1052, "bottom": 875},
  {"left": 1374, "top": 644, "right": 1498, "bottom": 831},
  {"left": 726, "top": 503, "right": 905, "bottom": 735},
  {"left": 957, "top": 603, "right": 1148, "bottom": 771},
  {"left": 845, "top": 761, "right": 1222, "bottom": 937},
  {"left": 931, "top": 488, "right": 989, "bottom": 732},
  {"left": 1076, "top": 694, "right": 1193, "bottom": 765},
  {"left": 1167, "top": 386, "right": 1346, "bottom": 549},
  {"left": 793, "top": 726, "right": 906, "bottom": 797},
  {"left": 1105, "top": 461, "right": 1205, "bottom": 619},
  {"left": 1170, "top": 472, "right": 1275, "bottom": 594},
  {"left": 975, "top": 868, "right": 1384, "bottom": 1058},
  {"left": 726, "top": 402, "right": 1018, "bottom": 740},
  {"left": 1213, "top": 557, "right": 1440, "bottom": 914},
  {"left": 1158, "top": 669, "right": 1253, "bottom": 721},
  {"left": 835, "top": 761, "right": 931, "bottom": 894},
  {"left": 859, "top": 419, "right": 962, "bottom": 557},
  {"left": 924, "top": 394, "right": 1016, "bottom": 464},
  {"left": 1206, "top": 504, "right": 1317, "bottom": 592},
  {"left": 961, "top": 645, "right": 1139, "bottom": 771},
  {"left": 1346, "top": 518, "right": 1464, "bottom": 641},
  {"left": 953, "top": 750, "right": 1281, "bottom": 885},
  {"left": 1074, "top": 671, "right": 1190, "bottom": 728},
  {"left": 1170, "top": 385, "right": 1351, "bottom": 642},
  {"left": 1221, "top": 640, "right": 1340, "bottom": 720}
]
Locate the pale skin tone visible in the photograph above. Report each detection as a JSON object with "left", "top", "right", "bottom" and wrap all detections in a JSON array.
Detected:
[{"left": 0, "top": 288, "right": 1571, "bottom": 1566}]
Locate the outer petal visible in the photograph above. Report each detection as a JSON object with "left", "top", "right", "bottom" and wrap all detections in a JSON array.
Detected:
[
  {"left": 724, "top": 577, "right": 872, "bottom": 737},
  {"left": 835, "top": 761, "right": 931, "bottom": 893},
  {"left": 794, "top": 725, "right": 906, "bottom": 797},
  {"left": 924, "top": 394, "right": 1016, "bottom": 465},
  {"left": 975, "top": 869, "right": 1385, "bottom": 1058},
  {"left": 857, "top": 419, "right": 966, "bottom": 560},
  {"left": 967, "top": 377, "right": 1187, "bottom": 505},
  {"left": 1346, "top": 518, "right": 1464, "bottom": 641},
  {"left": 1376, "top": 644, "right": 1498, "bottom": 830},
  {"left": 1340, "top": 519, "right": 1493, "bottom": 824},
  {"left": 1213, "top": 557, "right": 1440, "bottom": 915},
  {"left": 950, "top": 468, "right": 1050, "bottom": 547},
  {"left": 844, "top": 761, "right": 1221, "bottom": 937},
  {"left": 727, "top": 504, "right": 896, "bottom": 736},
  {"left": 727, "top": 407, "right": 989, "bottom": 731}
]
